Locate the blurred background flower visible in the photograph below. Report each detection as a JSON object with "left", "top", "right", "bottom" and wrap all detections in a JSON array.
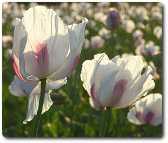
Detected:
[{"left": 127, "top": 93, "right": 162, "bottom": 126}]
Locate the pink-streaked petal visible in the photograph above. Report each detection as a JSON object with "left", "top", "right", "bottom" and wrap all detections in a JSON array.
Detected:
[
  {"left": 113, "top": 66, "right": 155, "bottom": 109},
  {"left": 22, "top": 6, "right": 70, "bottom": 77},
  {"left": 48, "top": 49, "right": 81, "bottom": 81},
  {"left": 25, "top": 43, "right": 49, "bottom": 79},
  {"left": 145, "top": 110, "right": 155, "bottom": 124},
  {"left": 128, "top": 93, "right": 162, "bottom": 126},
  {"left": 49, "top": 18, "right": 88, "bottom": 81},
  {"left": 91, "top": 84, "right": 96, "bottom": 101},
  {"left": 109, "top": 79, "right": 127, "bottom": 107},
  {"left": 127, "top": 106, "right": 144, "bottom": 125},
  {"left": 12, "top": 57, "right": 27, "bottom": 82},
  {"left": 12, "top": 19, "right": 38, "bottom": 83},
  {"left": 12, "top": 21, "right": 29, "bottom": 82}
]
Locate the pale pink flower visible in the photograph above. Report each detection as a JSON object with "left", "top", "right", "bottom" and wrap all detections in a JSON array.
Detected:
[
  {"left": 98, "top": 27, "right": 110, "bottom": 39},
  {"left": 145, "top": 41, "right": 160, "bottom": 56},
  {"left": 12, "top": 6, "right": 88, "bottom": 83},
  {"left": 135, "top": 41, "right": 160, "bottom": 57},
  {"left": 81, "top": 53, "right": 155, "bottom": 110},
  {"left": 122, "top": 19, "right": 135, "bottom": 33},
  {"left": 153, "top": 26, "right": 162, "bottom": 40},
  {"left": 91, "top": 36, "right": 104, "bottom": 49},
  {"left": 132, "top": 30, "right": 144, "bottom": 45},
  {"left": 127, "top": 93, "right": 162, "bottom": 126},
  {"left": 2, "top": 35, "right": 13, "bottom": 48},
  {"left": 132, "top": 30, "right": 143, "bottom": 42}
]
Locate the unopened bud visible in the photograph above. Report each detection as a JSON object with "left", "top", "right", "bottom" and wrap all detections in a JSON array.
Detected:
[{"left": 105, "top": 8, "right": 121, "bottom": 30}]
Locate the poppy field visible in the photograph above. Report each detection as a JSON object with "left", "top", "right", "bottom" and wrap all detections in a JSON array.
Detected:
[{"left": 2, "top": 2, "right": 162, "bottom": 137}]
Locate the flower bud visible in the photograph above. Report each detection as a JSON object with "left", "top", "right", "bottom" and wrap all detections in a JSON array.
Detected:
[{"left": 105, "top": 8, "right": 121, "bottom": 30}]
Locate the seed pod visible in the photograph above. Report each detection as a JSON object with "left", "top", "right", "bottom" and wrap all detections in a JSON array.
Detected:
[{"left": 50, "top": 93, "right": 67, "bottom": 105}]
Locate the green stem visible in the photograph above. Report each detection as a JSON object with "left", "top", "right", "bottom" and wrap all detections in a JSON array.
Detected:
[
  {"left": 32, "top": 78, "right": 46, "bottom": 137},
  {"left": 100, "top": 107, "right": 111, "bottom": 137}
]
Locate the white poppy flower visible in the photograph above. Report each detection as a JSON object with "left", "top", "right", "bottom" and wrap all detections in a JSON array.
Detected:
[
  {"left": 91, "top": 36, "right": 104, "bottom": 49},
  {"left": 127, "top": 93, "right": 162, "bottom": 126},
  {"left": 98, "top": 27, "right": 110, "bottom": 39},
  {"left": 81, "top": 53, "right": 155, "bottom": 110},
  {"left": 132, "top": 30, "right": 143, "bottom": 41},
  {"left": 122, "top": 20, "right": 135, "bottom": 33},
  {"left": 2, "top": 35, "right": 13, "bottom": 48},
  {"left": 145, "top": 41, "right": 160, "bottom": 56},
  {"left": 136, "top": 41, "right": 160, "bottom": 57},
  {"left": 12, "top": 6, "right": 88, "bottom": 83},
  {"left": 9, "top": 76, "right": 67, "bottom": 124},
  {"left": 153, "top": 26, "right": 162, "bottom": 40}
]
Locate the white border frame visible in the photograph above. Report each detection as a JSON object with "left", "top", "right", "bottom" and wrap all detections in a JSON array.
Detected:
[{"left": 0, "top": 0, "right": 167, "bottom": 142}]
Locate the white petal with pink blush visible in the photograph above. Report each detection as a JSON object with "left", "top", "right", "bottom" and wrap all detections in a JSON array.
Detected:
[
  {"left": 9, "top": 76, "right": 67, "bottom": 124},
  {"left": 12, "top": 6, "right": 88, "bottom": 82},
  {"left": 81, "top": 53, "right": 155, "bottom": 110},
  {"left": 127, "top": 93, "right": 162, "bottom": 126}
]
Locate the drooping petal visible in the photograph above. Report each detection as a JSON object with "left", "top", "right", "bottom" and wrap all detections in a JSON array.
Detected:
[
  {"left": 22, "top": 76, "right": 67, "bottom": 124},
  {"left": 45, "top": 78, "right": 67, "bottom": 91},
  {"left": 9, "top": 75, "right": 38, "bottom": 97},
  {"left": 9, "top": 76, "right": 27, "bottom": 96},
  {"left": 23, "top": 83, "right": 53, "bottom": 124},
  {"left": 49, "top": 18, "right": 88, "bottom": 81}
]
